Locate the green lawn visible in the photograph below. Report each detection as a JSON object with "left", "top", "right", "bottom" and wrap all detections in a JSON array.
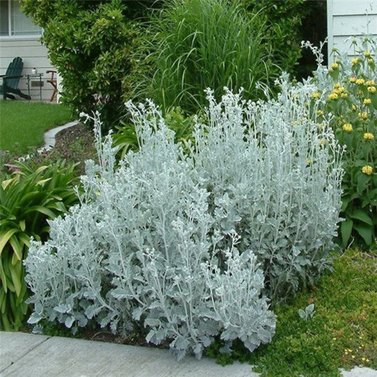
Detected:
[
  {"left": 0, "top": 101, "right": 73, "bottom": 154},
  {"left": 207, "top": 249, "right": 377, "bottom": 377}
]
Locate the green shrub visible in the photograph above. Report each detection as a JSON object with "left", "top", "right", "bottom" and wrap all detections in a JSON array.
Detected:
[
  {"left": 313, "top": 39, "right": 377, "bottom": 249},
  {"left": 0, "top": 161, "right": 78, "bottom": 330},
  {"left": 21, "top": 0, "right": 149, "bottom": 131},
  {"left": 149, "top": 0, "right": 272, "bottom": 112}
]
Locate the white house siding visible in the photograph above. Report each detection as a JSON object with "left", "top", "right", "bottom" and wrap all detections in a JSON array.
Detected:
[
  {"left": 327, "top": 0, "right": 377, "bottom": 61},
  {"left": 0, "top": 37, "right": 56, "bottom": 101}
]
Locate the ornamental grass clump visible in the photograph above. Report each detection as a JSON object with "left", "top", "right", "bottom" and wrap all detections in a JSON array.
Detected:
[
  {"left": 25, "top": 79, "right": 343, "bottom": 359},
  {"left": 149, "top": 0, "right": 272, "bottom": 112}
]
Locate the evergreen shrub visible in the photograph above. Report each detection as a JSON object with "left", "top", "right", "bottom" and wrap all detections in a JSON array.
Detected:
[{"left": 21, "top": 0, "right": 150, "bottom": 131}]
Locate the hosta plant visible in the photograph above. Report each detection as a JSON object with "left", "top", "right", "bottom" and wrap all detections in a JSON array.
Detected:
[
  {"left": 25, "top": 80, "right": 343, "bottom": 359},
  {"left": 0, "top": 161, "right": 78, "bottom": 330},
  {"left": 312, "top": 38, "right": 377, "bottom": 248}
]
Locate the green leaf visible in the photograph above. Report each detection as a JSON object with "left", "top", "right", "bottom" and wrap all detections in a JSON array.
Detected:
[
  {"left": 18, "top": 233, "right": 30, "bottom": 248},
  {"left": 353, "top": 223, "right": 374, "bottom": 246},
  {"left": 25, "top": 206, "right": 56, "bottom": 219},
  {"left": 340, "top": 219, "right": 353, "bottom": 248},
  {"left": 349, "top": 209, "right": 373, "bottom": 225},
  {"left": 0, "top": 229, "right": 18, "bottom": 255},
  {"left": 357, "top": 173, "right": 370, "bottom": 194},
  {"left": 10, "top": 262, "right": 22, "bottom": 297},
  {"left": 0, "top": 259, "right": 7, "bottom": 293},
  {"left": 19, "top": 220, "right": 26, "bottom": 232},
  {"left": 9, "top": 236, "right": 23, "bottom": 261}
]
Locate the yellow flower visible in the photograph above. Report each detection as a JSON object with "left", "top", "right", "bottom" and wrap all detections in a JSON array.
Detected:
[
  {"left": 362, "top": 165, "right": 373, "bottom": 175},
  {"left": 352, "top": 104, "right": 357, "bottom": 111},
  {"left": 352, "top": 58, "right": 361, "bottom": 65},
  {"left": 328, "top": 93, "right": 339, "bottom": 101},
  {"left": 311, "top": 91, "right": 321, "bottom": 99},
  {"left": 359, "top": 112, "right": 368, "bottom": 120},
  {"left": 366, "top": 80, "right": 375, "bottom": 86},
  {"left": 349, "top": 76, "right": 357, "bottom": 83},
  {"left": 331, "top": 62, "right": 339, "bottom": 70},
  {"left": 367, "top": 86, "right": 376, "bottom": 93},
  {"left": 342, "top": 123, "right": 353, "bottom": 132},
  {"left": 356, "top": 78, "right": 365, "bottom": 85},
  {"left": 363, "top": 98, "right": 372, "bottom": 105},
  {"left": 363, "top": 132, "right": 374, "bottom": 141},
  {"left": 316, "top": 109, "right": 324, "bottom": 116},
  {"left": 364, "top": 51, "right": 372, "bottom": 58},
  {"left": 319, "top": 138, "right": 328, "bottom": 146},
  {"left": 341, "top": 93, "right": 348, "bottom": 99}
]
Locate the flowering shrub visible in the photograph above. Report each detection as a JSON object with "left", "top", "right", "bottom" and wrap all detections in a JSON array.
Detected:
[
  {"left": 24, "top": 81, "right": 343, "bottom": 359},
  {"left": 313, "top": 39, "right": 377, "bottom": 248}
]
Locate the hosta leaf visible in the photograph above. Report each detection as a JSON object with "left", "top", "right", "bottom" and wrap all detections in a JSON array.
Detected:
[
  {"left": 18, "top": 233, "right": 30, "bottom": 248},
  {"left": 19, "top": 220, "right": 26, "bottom": 232},
  {"left": 0, "top": 259, "right": 8, "bottom": 293},
  {"left": 0, "top": 229, "right": 18, "bottom": 255},
  {"left": 25, "top": 206, "right": 56, "bottom": 218},
  {"left": 10, "top": 261, "right": 22, "bottom": 297},
  {"left": 1, "top": 178, "right": 15, "bottom": 190},
  {"left": 36, "top": 178, "right": 52, "bottom": 186},
  {"left": 9, "top": 236, "right": 23, "bottom": 261},
  {"left": 35, "top": 165, "right": 49, "bottom": 174}
]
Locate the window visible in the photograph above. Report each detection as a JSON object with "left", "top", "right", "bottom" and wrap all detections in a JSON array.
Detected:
[{"left": 0, "top": 0, "right": 42, "bottom": 37}]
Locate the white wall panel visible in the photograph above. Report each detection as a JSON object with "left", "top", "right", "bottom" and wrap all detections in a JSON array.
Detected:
[{"left": 328, "top": 0, "right": 377, "bottom": 62}]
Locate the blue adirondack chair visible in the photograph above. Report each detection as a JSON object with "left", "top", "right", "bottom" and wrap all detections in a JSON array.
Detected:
[{"left": 0, "top": 57, "right": 31, "bottom": 100}]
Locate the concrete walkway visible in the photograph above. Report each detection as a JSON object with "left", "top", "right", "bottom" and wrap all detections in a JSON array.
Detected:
[
  {"left": 0, "top": 332, "right": 376, "bottom": 377},
  {"left": 0, "top": 332, "right": 256, "bottom": 377},
  {"left": 43, "top": 120, "right": 78, "bottom": 148}
]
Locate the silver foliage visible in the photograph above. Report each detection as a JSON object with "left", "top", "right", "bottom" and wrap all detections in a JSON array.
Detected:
[{"left": 25, "top": 77, "right": 343, "bottom": 359}]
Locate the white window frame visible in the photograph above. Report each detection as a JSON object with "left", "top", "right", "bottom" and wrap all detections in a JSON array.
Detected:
[{"left": 0, "top": 0, "right": 42, "bottom": 40}]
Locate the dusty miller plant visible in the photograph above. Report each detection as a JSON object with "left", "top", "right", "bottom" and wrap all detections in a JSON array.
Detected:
[
  {"left": 191, "top": 78, "right": 343, "bottom": 300},
  {"left": 25, "top": 103, "right": 275, "bottom": 360},
  {"left": 25, "top": 77, "right": 343, "bottom": 359}
]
